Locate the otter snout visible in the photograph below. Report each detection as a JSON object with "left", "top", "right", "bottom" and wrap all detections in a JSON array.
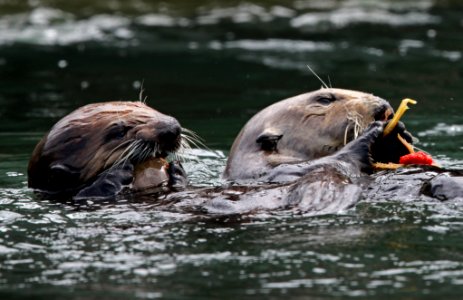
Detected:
[
  {"left": 155, "top": 121, "right": 182, "bottom": 152},
  {"left": 135, "top": 116, "right": 181, "bottom": 149}
]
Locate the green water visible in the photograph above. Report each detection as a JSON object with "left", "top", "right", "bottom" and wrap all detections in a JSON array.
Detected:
[{"left": 1, "top": 0, "right": 463, "bottom": 299}]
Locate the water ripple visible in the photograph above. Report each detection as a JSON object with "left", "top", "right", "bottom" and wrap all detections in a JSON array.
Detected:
[
  {"left": 419, "top": 123, "right": 463, "bottom": 137},
  {"left": 0, "top": 8, "right": 132, "bottom": 46},
  {"left": 218, "top": 39, "right": 333, "bottom": 53},
  {"left": 0, "top": 2, "right": 446, "bottom": 47},
  {"left": 291, "top": 7, "right": 440, "bottom": 29}
]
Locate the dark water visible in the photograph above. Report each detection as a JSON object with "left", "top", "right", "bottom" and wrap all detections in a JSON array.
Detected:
[{"left": 1, "top": 0, "right": 463, "bottom": 299}]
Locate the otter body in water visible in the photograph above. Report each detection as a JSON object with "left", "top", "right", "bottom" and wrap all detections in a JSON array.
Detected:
[
  {"left": 170, "top": 88, "right": 462, "bottom": 217},
  {"left": 28, "top": 101, "right": 187, "bottom": 201},
  {"left": 28, "top": 90, "right": 462, "bottom": 214},
  {"left": 164, "top": 89, "right": 415, "bottom": 216},
  {"left": 171, "top": 121, "right": 384, "bottom": 217}
]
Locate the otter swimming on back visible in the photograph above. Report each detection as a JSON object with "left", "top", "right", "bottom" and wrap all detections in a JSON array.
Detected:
[{"left": 216, "top": 88, "right": 462, "bottom": 214}]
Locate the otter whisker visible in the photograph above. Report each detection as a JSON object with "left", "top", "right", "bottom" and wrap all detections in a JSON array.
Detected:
[
  {"left": 344, "top": 123, "right": 350, "bottom": 146},
  {"left": 138, "top": 79, "right": 148, "bottom": 104},
  {"left": 180, "top": 139, "right": 192, "bottom": 150},
  {"left": 106, "top": 127, "right": 198, "bottom": 171},
  {"left": 151, "top": 143, "right": 159, "bottom": 157},
  {"left": 173, "top": 133, "right": 202, "bottom": 163},
  {"left": 174, "top": 144, "right": 190, "bottom": 164},
  {"left": 178, "top": 140, "right": 192, "bottom": 155},
  {"left": 173, "top": 139, "right": 193, "bottom": 163},
  {"left": 306, "top": 64, "right": 329, "bottom": 89},
  {"left": 344, "top": 111, "right": 366, "bottom": 145},
  {"left": 181, "top": 128, "right": 207, "bottom": 149},
  {"left": 181, "top": 132, "right": 206, "bottom": 150},
  {"left": 105, "top": 139, "right": 135, "bottom": 160},
  {"left": 170, "top": 152, "right": 183, "bottom": 163},
  {"left": 144, "top": 148, "right": 154, "bottom": 162},
  {"left": 120, "top": 142, "right": 139, "bottom": 165},
  {"left": 354, "top": 120, "right": 361, "bottom": 139},
  {"left": 181, "top": 134, "right": 200, "bottom": 149},
  {"left": 100, "top": 140, "right": 141, "bottom": 182},
  {"left": 110, "top": 140, "right": 142, "bottom": 170},
  {"left": 137, "top": 144, "right": 151, "bottom": 163},
  {"left": 133, "top": 142, "right": 156, "bottom": 164},
  {"left": 104, "top": 141, "right": 133, "bottom": 169},
  {"left": 182, "top": 127, "right": 203, "bottom": 140},
  {"left": 130, "top": 141, "right": 147, "bottom": 164}
]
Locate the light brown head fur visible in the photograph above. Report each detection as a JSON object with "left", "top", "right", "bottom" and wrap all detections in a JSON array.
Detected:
[{"left": 224, "top": 88, "right": 393, "bottom": 180}]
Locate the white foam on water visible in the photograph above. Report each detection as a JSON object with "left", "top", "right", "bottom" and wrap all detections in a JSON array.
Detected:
[
  {"left": 419, "top": 123, "right": 463, "bottom": 137},
  {"left": 291, "top": 7, "right": 440, "bottom": 28},
  {"left": 219, "top": 39, "right": 333, "bottom": 52},
  {"left": 0, "top": 7, "right": 132, "bottom": 46},
  {"left": 135, "top": 13, "right": 180, "bottom": 27},
  {"left": 295, "top": 0, "right": 434, "bottom": 11}
]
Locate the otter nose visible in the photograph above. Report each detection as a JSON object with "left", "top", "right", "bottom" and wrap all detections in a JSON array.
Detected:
[
  {"left": 157, "top": 124, "right": 181, "bottom": 143},
  {"left": 374, "top": 103, "right": 394, "bottom": 121},
  {"left": 154, "top": 121, "right": 182, "bottom": 152}
]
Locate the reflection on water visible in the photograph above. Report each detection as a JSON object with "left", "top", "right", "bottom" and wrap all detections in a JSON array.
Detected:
[
  {"left": 2, "top": 192, "right": 463, "bottom": 298},
  {"left": 1, "top": 0, "right": 463, "bottom": 299}
]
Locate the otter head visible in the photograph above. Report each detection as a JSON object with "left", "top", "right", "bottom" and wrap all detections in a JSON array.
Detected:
[
  {"left": 224, "top": 88, "right": 393, "bottom": 180},
  {"left": 28, "top": 101, "right": 183, "bottom": 196}
]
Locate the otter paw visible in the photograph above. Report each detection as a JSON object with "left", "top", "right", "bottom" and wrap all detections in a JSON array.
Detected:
[
  {"left": 73, "top": 164, "right": 134, "bottom": 201},
  {"left": 372, "top": 120, "right": 414, "bottom": 163},
  {"left": 168, "top": 161, "right": 188, "bottom": 190},
  {"left": 336, "top": 121, "right": 383, "bottom": 171},
  {"left": 421, "top": 175, "right": 463, "bottom": 201}
]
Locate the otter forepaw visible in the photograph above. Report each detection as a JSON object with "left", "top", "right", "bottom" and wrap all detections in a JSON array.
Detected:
[
  {"left": 421, "top": 175, "right": 463, "bottom": 201},
  {"left": 362, "top": 121, "right": 384, "bottom": 140},
  {"left": 168, "top": 161, "right": 188, "bottom": 191},
  {"left": 371, "top": 120, "right": 414, "bottom": 163},
  {"left": 336, "top": 121, "right": 383, "bottom": 172},
  {"left": 388, "top": 121, "right": 414, "bottom": 144},
  {"left": 73, "top": 164, "right": 134, "bottom": 202}
]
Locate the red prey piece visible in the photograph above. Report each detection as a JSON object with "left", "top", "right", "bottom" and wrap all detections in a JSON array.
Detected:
[{"left": 399, "top": 151, "right": 434, "bottom": 165}]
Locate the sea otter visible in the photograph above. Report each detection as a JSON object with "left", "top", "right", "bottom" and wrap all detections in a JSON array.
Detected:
[
  {"left": 28, "top": 101, "right": 188, "bottom": 201},
  {"left": 163, "top": 89, "right": 416, "bottom": 216},
  {"left": 166, "top": 88, "right": 461, "bottom": 217},
  {"left": 224, "top": 88, "right": 409, "bottom": 181}
]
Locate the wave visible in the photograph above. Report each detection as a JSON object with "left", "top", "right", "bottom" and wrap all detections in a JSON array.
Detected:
[
  {"left": 419, "top": 123, "right": 463, "bottom": 137},
  {"left": 0, "top": 2, "right": 442, "bottom": 47}
]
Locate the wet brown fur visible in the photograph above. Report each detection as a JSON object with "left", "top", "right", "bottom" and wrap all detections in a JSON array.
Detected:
[{"left": 28, "top": 101, "right": 180, "bottom": 195}]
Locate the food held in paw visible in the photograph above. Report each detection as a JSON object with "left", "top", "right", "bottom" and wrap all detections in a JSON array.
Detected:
[
  {"left": 383, "top": 98, "right": 417, "bottom": 136},
  {"left": 399, "top": 151, "right": 434, "bottom": 165},
  {"left": 133, "top": 157, "right": 169, "bottom": 190}
]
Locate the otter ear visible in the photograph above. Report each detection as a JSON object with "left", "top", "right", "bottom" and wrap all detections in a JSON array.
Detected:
[{"left": 256, "top": 133, "right": 283, "bottom": 152}]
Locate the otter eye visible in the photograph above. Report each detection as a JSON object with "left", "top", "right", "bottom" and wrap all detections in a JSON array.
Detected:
[
  {"left": 315, "top": 94, "right": 336, "bottom": 105},
  {"left": 106, "top": 123, "right": 130, "bottom": 141},
  {"left": 256, "top": 134, "right": 283, "bottom": 152}
]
